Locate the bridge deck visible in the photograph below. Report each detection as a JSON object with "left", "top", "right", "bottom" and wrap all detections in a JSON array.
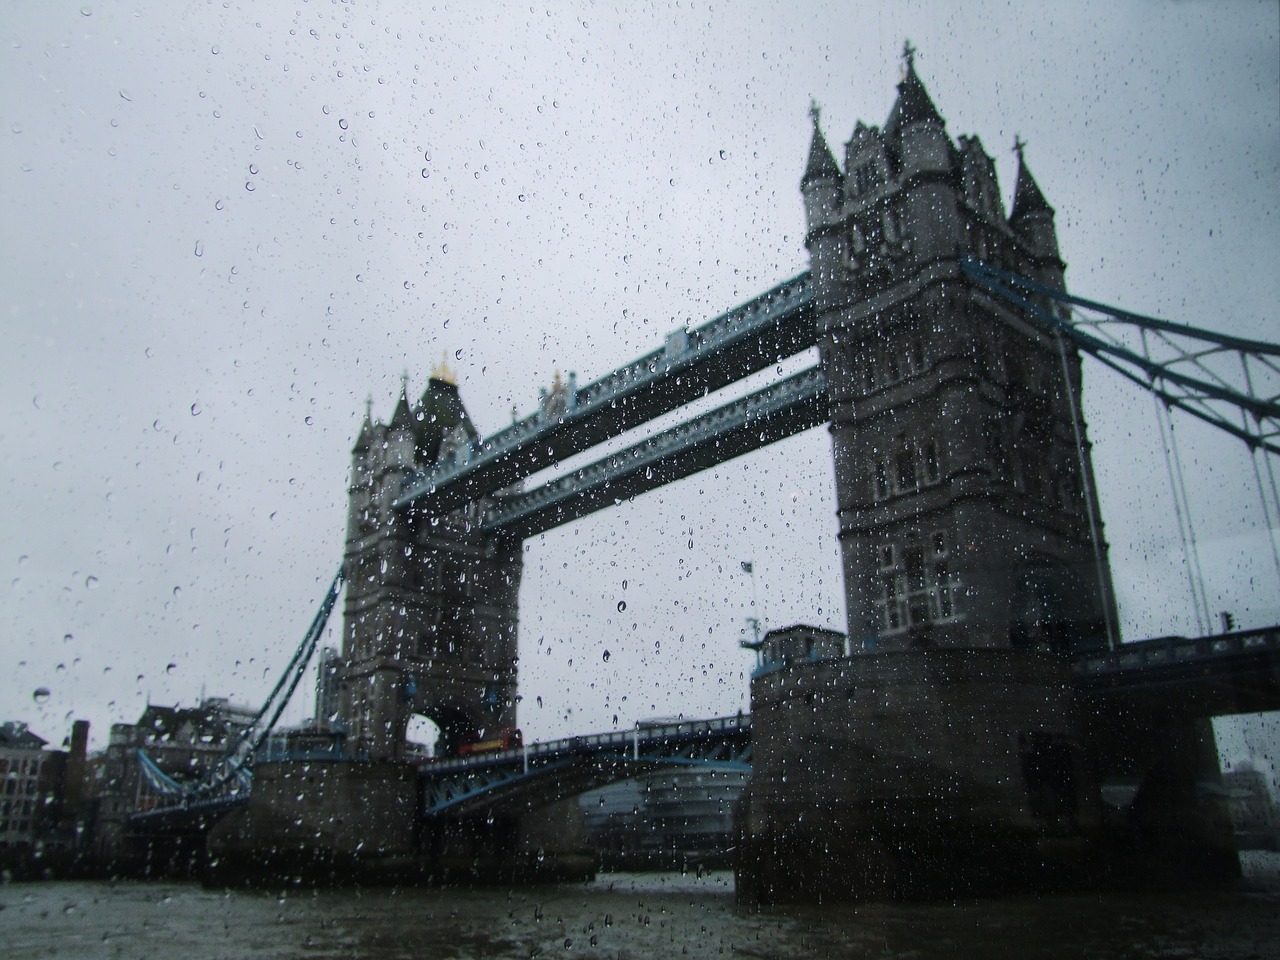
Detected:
[{"left": 417, "top": 715, "right": 751, "bottom": 817}]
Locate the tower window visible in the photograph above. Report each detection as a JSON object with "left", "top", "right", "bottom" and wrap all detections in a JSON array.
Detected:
[
  {"left": 922, "top": 440, "right": 940, "bottom": 484},
  {"left": 874, "top": 533, "right": 962, "bottom": 634},
  {"left": 853, "top": 161, "right": 879, "bottom": 197},
  {"left": 873, "top": 437, "right": 945, "bottom": 501},
  {"left": 895, "top": 446, "right": 917, "bottom": 491}
]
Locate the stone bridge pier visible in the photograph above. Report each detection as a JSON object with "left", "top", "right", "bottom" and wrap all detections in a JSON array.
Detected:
[
  {"left": 206, "top": 761, "right": 593, "bottom": 886},
  {"left": 736, "top": 650, "right": 1100, "bottom": 903}
]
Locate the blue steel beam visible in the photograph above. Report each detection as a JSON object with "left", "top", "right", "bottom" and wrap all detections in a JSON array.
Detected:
[
  {"left": 396, "top": 273, "right": 814, "bottom": 514},
  {"left": 418, "top": 715, "right": 751, "bottom": 817},
  {"left": 960, "top": 259, "right": 1280, "bottom": 455},
  {"left": 482, "top": 366, "right": 827, "bottom": 538}
]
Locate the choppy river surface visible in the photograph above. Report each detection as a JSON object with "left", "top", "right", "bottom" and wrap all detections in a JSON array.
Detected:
[{"left": 5, "top": 855, "right": 1280, "bottom": 959}]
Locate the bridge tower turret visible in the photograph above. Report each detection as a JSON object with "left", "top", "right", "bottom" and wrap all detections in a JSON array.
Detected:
[
  {"left": 335, "top": 367, "right": 522, "bottom": 761},
  {"left": 738, "top": 47, "right": 1121, "bottom": 904}
]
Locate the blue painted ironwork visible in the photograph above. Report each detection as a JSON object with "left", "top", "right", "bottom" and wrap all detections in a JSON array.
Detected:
[
  {"left": 130, "top": 566, "right": 345, "bottom": 819},
  {"left": 960, "top": 259, "right": 1280, "bottom": 455},
  {"left": 483, "top": 366, "right": 827, "bottom": 537},
  {"left": 1073, "top": 626, "right": 1280, "bottom": 684},
  {"left": 396, "top": 273, "right": 814, "bottom": 513},
  {"left": 418, "top": 715, "right": 751, "bottom": 817}
]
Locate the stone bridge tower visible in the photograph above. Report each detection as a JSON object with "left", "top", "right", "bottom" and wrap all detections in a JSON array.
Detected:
[
  {"left": 738, "top": 50, "right": 1121, "bottom": 902},
  {"left": 334, "top": 368, "right": 522, "bottom": 761}
]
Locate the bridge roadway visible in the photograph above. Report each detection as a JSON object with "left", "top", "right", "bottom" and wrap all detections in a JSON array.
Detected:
[
  {"left": 126, "top": 628, "right": 1278, "bottom": 832},
  {"left": 1072, "top": 625, "right": 1280, "bottom": 719},
  {"left": 416, "top": 714, "right": 751, "bottom": 818},
  {"left": 396, "top": 272, "right": 814, "bottom": 515}
]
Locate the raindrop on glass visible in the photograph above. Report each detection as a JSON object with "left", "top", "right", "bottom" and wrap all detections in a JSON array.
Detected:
[
  {"left": 32, "top": 687, "right": 50, "bottom": 704},
  {"left": 190, "top": 402, "right": 202, "bottom": 416},
  {"left": 616, "top": 600, "right": 627, "bottom": 613}
]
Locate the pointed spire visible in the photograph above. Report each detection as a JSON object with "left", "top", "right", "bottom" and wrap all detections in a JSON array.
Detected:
[
  {"left": 389, "top": 374, "right": 412, "bottom": 430},
  {"left": 801, "top": 101, "right": 841, "bottom": 185},
  {"left": 353, "top": 394, "right": 375, "bottom": 452},
  {"left": 1010, "top": 136, "right": 1054, "bottom": 221},
  {"left": 885, "top": 41, "right": 943, "bottom": 136}
]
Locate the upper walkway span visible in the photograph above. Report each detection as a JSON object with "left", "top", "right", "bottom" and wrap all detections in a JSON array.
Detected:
[{"left": 396, "top": 272, "right": 814, "bottom": 515}]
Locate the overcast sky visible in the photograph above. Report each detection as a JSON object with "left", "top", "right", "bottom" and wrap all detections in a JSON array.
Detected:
[{"left": 2, "top": 2, "right": 1278, "bottom": 772}]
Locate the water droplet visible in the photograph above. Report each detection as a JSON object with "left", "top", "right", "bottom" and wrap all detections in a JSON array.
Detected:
[
  {"left": 454, "top": 349, "right": 463, "bottom": 360},
  {"left": 248, "top": 163, "right": 258, "bottom": 175},
  {"left": 79, "top": 6, "right": 92, "bottom": 15},
  {"left": 616, "top": 600, "right": 627, "bottom": 613},
  {"left": 421, "top": 168, "right": 430, "bottom": 179},
  {"left": 719, "top": 150, "right": 727, "bottom": 160},
  {"left": 338, "top": 118, "right": 348, "bottom": 130},
  {"left": 211, "top": 44, "right": 220, "bottom": 55},
  {"left": 190, "top": 402, "right": 202, "bottom": 416},
  {"left": 304, "top": 416, "right": 314, "bottom": 426},
  {"left": 214, "top": 199, "right": 224, "bottom": 211},
  {"left": 172, "top": 585, "right": 182, "bottom": 597},
  {"left": 166, "top": 663, "right": 177, "bottom": 674},
  {"left": 193, "top": 240, "right": 203, "bottom": 257},
  {"left": 602, "top": 650, "right": 611, "bottom": 662},
  {"left": 32, "top": 687, "right": 50, "bottom": 704},
  {"left": 621, "top": 579, "right": 628, "bottom": 590},
  {"left": 245, "top": 181, "right": 255, "bottom": 192},
  {"left": 84, "top": 575, "right": 98, "bottom": 590}
]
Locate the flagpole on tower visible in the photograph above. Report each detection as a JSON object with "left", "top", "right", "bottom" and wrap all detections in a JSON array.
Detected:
[{"left": 741, "top": 560, "right": 761, "bottom": 646}]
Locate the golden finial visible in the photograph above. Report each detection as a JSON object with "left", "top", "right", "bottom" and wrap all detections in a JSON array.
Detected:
[{"left": 432, "top": 351, "right": 458, "bottom": 385}]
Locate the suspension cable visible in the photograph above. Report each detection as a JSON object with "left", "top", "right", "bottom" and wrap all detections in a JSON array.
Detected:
[
  {"left": 1143, "top": 329, "right": 1207, "bottom": 635},
  {"left": 1240, "top": 353, "right": 1280, "bottom": 588},
  {"left": 1055, "top": 331, "right": 1118, "bottom": 650},
  {"left": 1167, "top": 409, "right": 1213, "bottom": 633}
]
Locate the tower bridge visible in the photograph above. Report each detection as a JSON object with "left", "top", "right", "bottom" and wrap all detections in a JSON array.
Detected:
[{"left": 119, "top": 51, "right": 1280, "bottom": 898}]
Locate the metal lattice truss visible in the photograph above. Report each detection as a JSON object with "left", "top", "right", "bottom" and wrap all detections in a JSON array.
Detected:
[
  {"left": 483, "top": 367, "right": 827, "bottom": 537},
  {"left": 130, "top": 566, "right": 345, "bottom": 818},
  {"left": 961, "top": 259, "right": 1280, "bottom": 456},
  {"left": 418, "top": 715, "right": 752, "bottom": 818}
]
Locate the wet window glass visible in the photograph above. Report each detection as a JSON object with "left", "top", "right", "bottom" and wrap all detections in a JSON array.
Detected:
[{"left": 2, "top": 3, "right": 1278, "bottom": 954}]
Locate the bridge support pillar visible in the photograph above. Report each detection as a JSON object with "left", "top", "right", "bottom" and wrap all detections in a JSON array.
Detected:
[
  {"left": 1084, "top": 706, "right": 1240, "bottom": 886},
  {"left": 736, "top": 650, "right": 1099, "bottom": 903},
  {"left": 426, "top": 798, "right": 595, "bottom": 883},
  {"left": 206, "top": 761, "right": 419, "bottom": 886}
]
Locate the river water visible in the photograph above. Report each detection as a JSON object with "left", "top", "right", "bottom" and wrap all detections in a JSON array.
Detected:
[{"left": 5, "top": 854, "right": 1280, "bottom": 959}]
